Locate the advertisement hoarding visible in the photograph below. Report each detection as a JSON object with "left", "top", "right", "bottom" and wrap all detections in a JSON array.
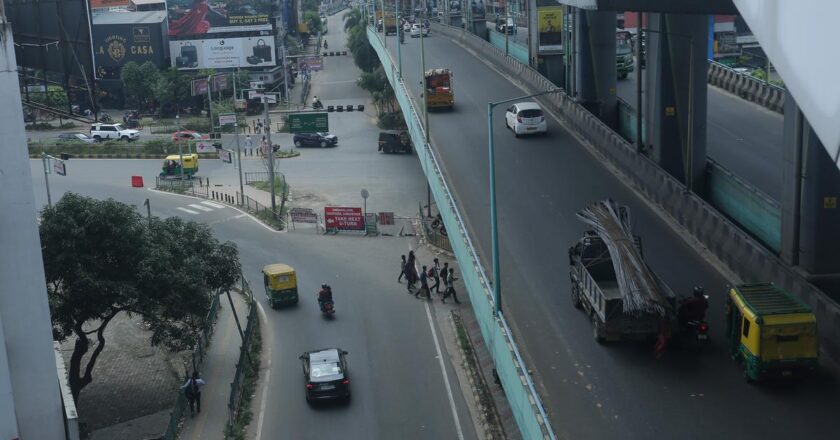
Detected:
[
  {"left": 538, "top": 6, "right": 563, "bottom": 53},
  {"left": 90, "top": 0, "right": 130, "bottom": 9},
  {"left": 324, "top": 207, "right": 364, "bottom": 231},
  {"left": 167, "top": 0, "right": 272, "bottom": 37},
  {"left": 170, "top": 37, "right": 276, "bottom": 70},
  {"left": 295, "top": 55, "right": 324, "bottom": 72},
  {"left": 92, "top": 20, "right": 167, "bottom": 79}
]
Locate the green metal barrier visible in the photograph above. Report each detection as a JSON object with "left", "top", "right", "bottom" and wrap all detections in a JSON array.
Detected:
[
  {"left": 368, "top": 26, "right": 555, "bottom": 440},
  {"left": 488, "top": 29, "right": 529, "bottom": 65}
]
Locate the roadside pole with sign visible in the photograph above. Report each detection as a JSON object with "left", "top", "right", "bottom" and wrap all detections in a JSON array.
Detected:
[{"left": 41, "top": 152, "right": 69, "bottom": 208}]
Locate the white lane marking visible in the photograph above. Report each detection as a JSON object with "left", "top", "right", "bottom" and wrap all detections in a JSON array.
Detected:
[
  {"left": 201, "top": 201, "right": 226, "bottom": 209},
  {"left": 425, "top": 301, "right": 466, "bottom": 440},
  {"left": 255, "top": 301, "right": 270, "bottom": 440},
  {"left": 147, "top": 188, "right": 286, "bottom": 234},
  {"left": 188, "top": 204, "right": 213, "bottom": 212},
  {"left": 176, "top": 207, "right": 199, "bottom": 214},
  {"left": 233, "top": 214, "right": 247, "bottom": 219}
]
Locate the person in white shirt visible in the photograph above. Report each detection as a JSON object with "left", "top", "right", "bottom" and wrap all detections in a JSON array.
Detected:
[{"left": 180, "top": 371, "right": 206, "bottom": 416}]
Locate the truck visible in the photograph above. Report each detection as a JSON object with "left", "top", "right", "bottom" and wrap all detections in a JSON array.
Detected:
[
  {"left": 616, "top": 30, "right": 635, "bottom": 79},
  {"left": 568, "top": 201, "right": 676, "bottom": 343},
  {"left": 424, "top": 68, "right": 455, "bottom": 110},
  {"left": 376, "top": 11, "right": 398, "bottom": 35}
]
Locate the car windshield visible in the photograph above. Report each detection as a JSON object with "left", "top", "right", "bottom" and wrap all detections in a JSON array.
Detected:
[
  {"left": 519, "top": 109, "right": 542, "bottom": 118},
  {"left": 310, "top": 362, "right": 342, "bottom": 378},
  {"left": 113, "top": 124, "right": 125, "bottom": 131}
]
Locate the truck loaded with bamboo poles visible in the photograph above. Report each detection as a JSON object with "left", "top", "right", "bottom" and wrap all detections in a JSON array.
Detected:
[{"left": 568, "top": 200, "right": 677, "bottom": 343}]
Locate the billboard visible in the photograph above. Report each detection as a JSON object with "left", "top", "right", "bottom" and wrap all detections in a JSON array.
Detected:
[
  {"left": 538, "top": 6, "right": 563, "bottom": 53},
  {"left": 92, "top": 21, "right": 167, "bottom": 79},
  {"left": 167, "top": 0, "right": 273, "bottom": 37},
  {"left": 170, "top": 37, "right": 276, "bottom": 70},
  {"left": 324, "top": 207, "right": 365, "bottom": 231},
  {"left": 296, "top": 55, "right": 323, "bottom": 72}
]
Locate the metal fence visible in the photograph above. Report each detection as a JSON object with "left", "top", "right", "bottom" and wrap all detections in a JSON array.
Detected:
[
  {"left": 227, "top": 278, "right": 258, "bottom": 427},
  {"left": 154, "top": 176, "right": 210, "bottom": 198},
  {"left": 162, "top": 294, "right": 220, "bottom": 440},
  {"left": 418, "top": 202, "right": 453, "bottom": 252}
]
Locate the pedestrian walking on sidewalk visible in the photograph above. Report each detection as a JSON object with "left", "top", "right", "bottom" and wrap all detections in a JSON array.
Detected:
[
  {"left": 442, "top": 268, "right": 461, "bottom": 304},
  {"left": 416, "top": 265, "right": 431, "bottom": 299},
  {"left": 406, "top": 251, "right": 418, "bottom": 292},
  {"left": 431, "top": 258, "right": 442, "bottom": 294},
  {"left": 260, "top": 136, "right": 268, "bottom": 156},
  {"left": 441, "top": 262, "right": 450, "bottom": 287},
  {"left": 245, "top": 134, "right": 253, "bottom": 151},
  {"left": 398, "top": 255, "right": 407, "bottom": 283},
  {"left": 181, "top": 371, "right": 206, "bottom": 416}
]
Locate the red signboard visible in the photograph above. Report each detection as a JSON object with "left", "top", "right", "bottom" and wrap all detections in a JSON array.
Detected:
[{"left": 325, "top": 207, "right": 364, "bottom": 231}]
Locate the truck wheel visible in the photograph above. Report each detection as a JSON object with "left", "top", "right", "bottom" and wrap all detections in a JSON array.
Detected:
[
  {"left": 592, "top": 315, "right": 606, "bottom": 343},
  {"left": 571, "top": 286, "right": 582, "bottom": 309}
]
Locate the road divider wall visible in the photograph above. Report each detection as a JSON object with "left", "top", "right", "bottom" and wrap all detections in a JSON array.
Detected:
[
  {"left": 488, "top": 29, "right": 529, "bottom": 65},
  {"left": 367, "top": 26, "right": 555, "bottom": 440},
  {"left": 431, "top": 22, "right": 840, "bottom": 364},
  {"left": 707, "top": 61, "right": 785, "bottom": 113}
]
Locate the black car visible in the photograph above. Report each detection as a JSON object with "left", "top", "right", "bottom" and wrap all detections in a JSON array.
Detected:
[
  {"left": 378, "top": 131, "right": 413, "bottom": 154},
  {"left": 293, "top": 132, "right": 338, "bottom": 148},
  {"left": 299, "top": 348, "right": 350, "bottom": 403}
]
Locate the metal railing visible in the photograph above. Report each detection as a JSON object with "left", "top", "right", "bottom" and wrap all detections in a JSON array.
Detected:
[
  {"left": 418, "top": 202, "right": 452, "bottom": 252},
  {"left": 227, "top": 278, "right": 258, "bottom": 427},
  {"left": 162, "top": 294, "right": 220, "bottom": 440},
  {"left": 155, "top": 177, "right": 210, "bottom": 198}
]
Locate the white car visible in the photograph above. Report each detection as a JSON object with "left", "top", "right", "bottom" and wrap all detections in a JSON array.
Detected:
[
  {"left": 89, "top": 123, "right": 140, "bottom": 142},
  {"left": 504, "top": 102, "right": 547, "bottom": 137},
  {"left": 410, "top": 24, "right": 428, "bottom": 38}
]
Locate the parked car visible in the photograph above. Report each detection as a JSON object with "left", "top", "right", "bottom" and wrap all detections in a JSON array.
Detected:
[
  {"left": 293, "top": 132, "right": 338, "bottom": 148},
  {"left": 89, "top": 123, "right": 140, "bottom": 142},
  {"left": 58, "top": 132, "right": 97, "bottom": 144},
  {"left": 171, "top": 130, "right": 209, "bottom": 142},
  {"left": 410, "top": 23, "right": 428, "bottom": 38},
  {"left": 504, "top": 101, "right": 547, "bottom": 137},
  {"left": 299, "top": 348, "right": 351, "bottom": 403}
]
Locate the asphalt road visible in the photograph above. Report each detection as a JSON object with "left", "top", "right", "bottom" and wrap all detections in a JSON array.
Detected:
[
  {"left": 617, "top": 65, "right": 785, "bottom": 201},
  {"left": 383, "top": 31, "right": 839, "bottom": 439},
  {"left": 26, "top": 17, "right": 478, "bottom": 437}
]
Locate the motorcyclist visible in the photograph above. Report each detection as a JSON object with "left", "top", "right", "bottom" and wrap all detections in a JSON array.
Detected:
[
  {"left": 312, "top": 96, "right": 323, "bottom": 109},
  {"left": 318, "top": 283, "right": 333, "bottom": 311},
  {"left": 678, "top": 286, "right": 708, "bottom": 328},
  {"left": 323, "top": 40, "right": 328, "bottom": 49}
]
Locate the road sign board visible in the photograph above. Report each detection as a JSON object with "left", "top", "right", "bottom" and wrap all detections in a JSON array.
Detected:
[
  {"left": 289, "top": 112, "right": 329, "bottom": 133},
  {"left": 248, "top": 90, "right": 262, "bottom": 100},
  {"left": 324, "top": 206, "right": 364, "bottom": 231},
  {"left": 53, "top": 159, "right": 66, "bottom": 176},
  {"left": 219, "top": 148, "right": 233, "bottom": 163},
  {"left": 250, "top": 81, "right": 265, "bottom": 90},
  {"left": 262, "top": 94, "right": 277, "bottom": 104},
  {"left": 290, "top": 207, "right": 318, "bottom": 223},
  {"left": 219, "top": 113, "right": 237, "bottom": 126}
]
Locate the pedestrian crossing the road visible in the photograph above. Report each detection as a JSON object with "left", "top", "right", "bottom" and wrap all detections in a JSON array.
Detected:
[{"left": 176, "top": 200, "right": 228, "bottom": 215}]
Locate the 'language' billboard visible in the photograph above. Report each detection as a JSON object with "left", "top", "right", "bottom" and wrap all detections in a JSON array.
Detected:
[
  {"left": 170, "top": 37, "right": 276, "bottom": 70},
  {"left": 167, "top": 0, "right": 272, "bottom": 37}
]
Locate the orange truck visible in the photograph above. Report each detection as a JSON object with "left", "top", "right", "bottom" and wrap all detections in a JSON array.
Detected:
[{"left": 424, "top": 68, "right": 454, "bottom": 109}]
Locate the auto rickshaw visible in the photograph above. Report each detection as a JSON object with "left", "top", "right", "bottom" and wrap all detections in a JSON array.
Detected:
[
  {"left": 160, "top": 154, "right": 199, "bottom": 179},
  {"left": 262, "top": 264, "right": 299, "bottom": 308},
  {"left": 726, "top": 283, "right": 819, "bottom": 381}
]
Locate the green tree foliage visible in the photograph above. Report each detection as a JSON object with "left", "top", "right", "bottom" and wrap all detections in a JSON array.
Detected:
[
  {"left": 357, "top": 66, "right": 396, "bottom": 114},
  {"left": 346, "top": 21, "right": 381, "bottom": 72},
  {"left": 303, "top": 11, "right": 323, "bottom": 34},
  {"left": 343, "top": 8, "right": 363, "bottom": 32},
  {"left": 40, "top": 193, "right": 241, "bottom": 402},
  {"left": 121, "top": 61, "right": 160, "bottom": 109},
  {"left": 153, "top": 67, "right": 193, "bottom": 116},
  {"left": 29, "top": 85, "right": 69, "bottom": 110}
]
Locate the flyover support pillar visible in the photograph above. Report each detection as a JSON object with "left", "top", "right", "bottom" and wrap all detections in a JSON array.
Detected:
[
  {"left": 573, "top": 8, "right": 617, "bottom": 128},
  {"left": 644, "top": 13, "right": 708, "bottom": 192},
  {"left": 781, "top": 90, "right": 840, "bottom": 292}
]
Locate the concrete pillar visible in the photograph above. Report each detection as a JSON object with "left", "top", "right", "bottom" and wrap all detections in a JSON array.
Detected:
[
  {"left": 574, "top": 9, "right": 617, "bottom": 127},
  {"left": 0, "top": 9, "right": 66, "bottom": 440},
  {"left": 527, "top": 0, "right": 538, "bottom": 67},
  {"left": 781, "top": 91, "right": 840, "bottom": 288},
  {"left": 645, "top": 13, "right": 708, "bottom": 191}
]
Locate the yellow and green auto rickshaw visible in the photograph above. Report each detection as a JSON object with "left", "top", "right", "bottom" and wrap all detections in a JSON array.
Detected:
[
  {"left": 262, "top": 264, "right": 298, "bottom": 308},
  {"left": 726, "top": 283, "right": 819, "bottom": 381},
  {"left": 160, "top": 154, "right": 199, "bottom": 179}
]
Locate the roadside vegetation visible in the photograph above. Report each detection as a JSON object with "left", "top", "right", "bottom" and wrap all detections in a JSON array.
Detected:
[
  {"left": 27, "top": 139, "right": 211, "bottom": 157},
  {"left": 40, "top": 193, "right": 242, "bottom": 403},
  {"left": 344, "top": 8, "right": 406, "bottom": 130}
]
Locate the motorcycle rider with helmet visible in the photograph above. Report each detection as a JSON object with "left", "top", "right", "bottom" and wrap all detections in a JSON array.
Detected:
[{"left": 318, "top": 283, "right": 333, "bottom": 311}]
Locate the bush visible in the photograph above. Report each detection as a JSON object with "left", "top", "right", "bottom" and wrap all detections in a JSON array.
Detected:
[
  {"left": 28, "top": 139, "right": 183, "bottom": 156},
  {"left": 377, "top": 112, "right": 407, "bottom": 129}
]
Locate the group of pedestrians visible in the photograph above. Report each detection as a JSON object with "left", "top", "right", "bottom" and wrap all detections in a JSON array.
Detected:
[{"left": 399, "top": 251, "right": 461, "bottom": 304}]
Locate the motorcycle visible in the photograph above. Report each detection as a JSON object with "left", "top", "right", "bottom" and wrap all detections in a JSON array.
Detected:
[
  {"left": 323, "top": 40, "right": 328, "bottom": 50},
  {"left": 680, "top": 320, "right": 710, "bottom": 349},
  {"left": 312, "top": 97, "right": 324, "bottom": 110},
  {"left": 319, "top": 299, "right": 335, "bottom": 318},
  {"left": 430, "top": 213, "right": 448, "bottom": 236}
]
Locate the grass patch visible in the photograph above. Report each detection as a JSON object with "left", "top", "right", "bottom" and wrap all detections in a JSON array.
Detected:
[
  {"left": 248, "top": 180, "right": 287, "bottom": 194},
  {"left": 223, "top": 304, "right": 262, "bottom": 440}
]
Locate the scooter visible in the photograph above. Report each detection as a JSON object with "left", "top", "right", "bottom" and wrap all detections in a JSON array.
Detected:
[
  {"left": 319, "top": 300, "right": 335, "bottom": 318},
  {"left": 681, "top": 320, "right": 710, "bottom": 349}
]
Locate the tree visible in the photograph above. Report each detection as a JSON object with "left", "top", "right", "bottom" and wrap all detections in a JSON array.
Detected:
[
  {"left": 358, "top": 66, "right": 396, "bottom": 114},
  {"left": 121, "top": 61, "right": 160, "bottom": 110},
  {"left": 343, "top": 8, "right": 363, "bottom": 32},
  {"left": 347, "top": 25, "right": 381, "bottom": 72},
  {"left": 303, "top": 11, "right": 323, "bottom": 34},
  {"left": 154, "top": 67, "right": 193, "bottom": 116},
  {"left": 40, "top": 193, "right": 241, "bottom": 402}
]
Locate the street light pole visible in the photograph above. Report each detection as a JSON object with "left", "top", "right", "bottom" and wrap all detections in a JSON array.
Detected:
[
  {"left": 176, "top": 114, "right": 183, "bottom": 180},
  {"left": 487, "top": 89, "right": 558, "bottom": 315},
  {"left": 396, "top": 0, "right": 402, "bottom": 77},
  {"left": 264, "top": 98, "right": 276, "bottom": 214},
  {"left": 233, "top": 68, "right": 245, "bottom": 204},
  {"left": 420, "top": 8, "right": 432, "bottom": 218},
  {"left": 41, "top": 152, "right": 52, "bottom": 207},
  {"left": 635, "top": 16, "right": 643, "bottom": 153}
]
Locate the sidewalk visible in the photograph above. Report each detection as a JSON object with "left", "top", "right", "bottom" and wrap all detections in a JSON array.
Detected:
[{"left": 178, "top": 292, "right": 249, "bottom": 440}]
